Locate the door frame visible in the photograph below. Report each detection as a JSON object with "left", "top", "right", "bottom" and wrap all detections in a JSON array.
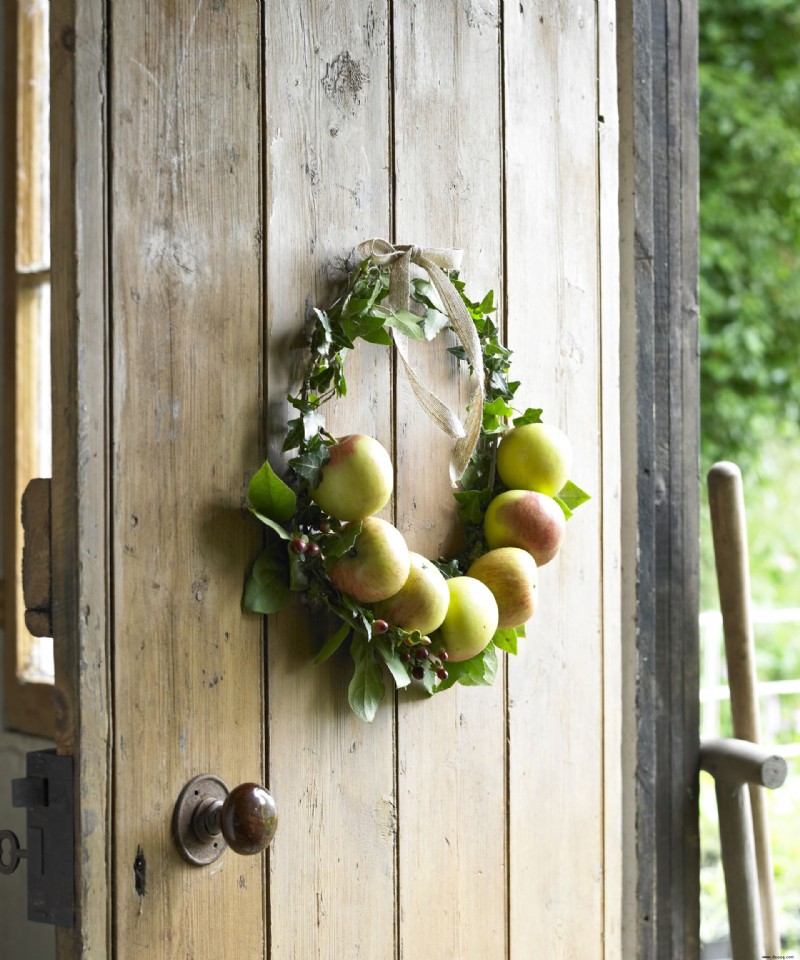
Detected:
[{"left": 50, "top": 1, "right": 701, "bottom": 957}]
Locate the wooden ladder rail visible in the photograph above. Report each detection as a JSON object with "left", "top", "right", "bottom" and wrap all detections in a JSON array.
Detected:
[{"left": 699, "top": 738, "right": 787, "bottom": 960}]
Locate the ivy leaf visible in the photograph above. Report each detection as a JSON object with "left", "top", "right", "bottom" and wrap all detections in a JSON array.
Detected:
[
  {"left": 348, "top": 634, "right": 386, "bottom": 722},
  {"left": 248, "top": 459, "right": 297, "bottom": 521},
  {"left": 433, "top": 557, "right": 463, "bottom": 579},
  {"left": 453, "top": 489, "right": 486, "bottom": 525},
  {"left": 374, "top": 636, "right": 412, "bottom": 689},
  {"left": 242, "top": 542, "right": 291, "bottom": 614},
  {"left": 492, "top": 627, "right": 519, "bottom": 655},
  {"left": 314, "top": 621, "right": 351, "bottom": 665},
  {"left": 420, "top": 307, "right": 450, "bottom": 341},
  {"left": 512, "top": 407, "right": 543, "bottom": 427},
  {"left": 557, "top": 480, "right": 591, "bottom": 513},
  {"left": 483, "top": 396, "right": 514, "bottom": 433},
  {"left": 385, "top": 308, "right": 425, "bottom": 340},
  {"left": 324, "top": 522, "right": 363, "bottom": 563},
  {"left": 457, "top": 642, "right": 499, "bottom": 687},
  {"left": 283, "top": 418, "right": 305, "bottom": 451},
  {"left": 289, "top": 444, "right": 331, "bottom": 488}
]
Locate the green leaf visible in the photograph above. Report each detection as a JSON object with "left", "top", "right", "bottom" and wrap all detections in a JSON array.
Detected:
[
  {"left": 324, "top": 522, "right": 363, "bottom": 563},
  {"left": 433, "top": 557, "right": 463, "bottom": 579},
  {"left": 248, "top": 460, "right": 297, "bottom": 521},
  {"left": 453, "top": 489, "right": 486, "bottom": 525},
  {"left": 242, "top": 543, "right": 291, "bottom": 614},
  {"left": 557, "top": 480, "right": 591, "bottom": 513},
  {"left": 553, "top": 496, "right": 572, "bottom": 520},
  {"left": 249, "top": 509, "right": 291, "bottom": 540},
  {"left": 385, "top": 308, "right": 425, "bottom": 340},
  {"left": 457, "top": 642, "right": 499, "bottom": 687},
  {"left": 289, "top": 444, "right": 331, "bottom": 488},
  {"left": 512, "top": 407, "right": 544, "bottom": 427},
  {"left": 374, "top": 636, "right": 412, "bottom": 689},
  {"left": 483, "top": 396, "right": 514, "bottom": 433},
  {"left": 420, "top": 307, "right": 450, "bottom": 341},
  {"left": 493, "top": 628, "right": 519, "bottom": 655},
  {"left": 348, "top": 634, "right": 386, "bottom": 722},
  {"left": 314, "top": 621, "right": 351, "bottom": 665}
]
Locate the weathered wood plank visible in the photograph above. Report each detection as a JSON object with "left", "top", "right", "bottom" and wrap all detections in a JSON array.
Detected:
[
  {"left": 49, "top": 0, "right": 111, "bottom": 954},
  {"left": 598, "top": 0, "right": 623, "bottom": 955},
  {"left": 504, "top": 2, "right": 605, "bottom": 955},
  {"left": 110, "top": 3, "right": 265, "bottom": 956},
  {"left": 392, "top": 3, "right": 507, "bottom": 958},
  {"left": 21, "top": 478, "right": 51, "bottom": 620},
  {"left": 262, "top": 5, "right": 397, "bottom": 958}
]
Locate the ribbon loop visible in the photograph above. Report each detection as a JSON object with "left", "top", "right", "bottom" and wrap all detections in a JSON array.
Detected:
[{"left": 356, "top": 238, "right": 484, "bottom": 483}]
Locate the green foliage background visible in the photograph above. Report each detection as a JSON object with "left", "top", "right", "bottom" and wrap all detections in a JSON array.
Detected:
[{"left": 699, "top": 0, "right": 800, "bottom": 949}]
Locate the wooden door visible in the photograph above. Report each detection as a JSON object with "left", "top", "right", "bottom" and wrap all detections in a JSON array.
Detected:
[{"left": 52, "top": 2, "right": 621, "bottom": 957}]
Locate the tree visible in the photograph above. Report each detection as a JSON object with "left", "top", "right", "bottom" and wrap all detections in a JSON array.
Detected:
[{"left": 700, "top": 0, "right": 800, "bottom": 470}]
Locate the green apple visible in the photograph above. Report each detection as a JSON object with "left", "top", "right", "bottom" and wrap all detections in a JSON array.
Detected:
[
  {"left": 496, "top": 422, "right": 573, "bottom": 496},
  {"left": 436, "top": 576, "right": 499, "bottom": 662},
  {"left": 484, "top": 489, "right": 566, "bottom": 567},
  {"left": 372, "top": 552, "right": 450, "bottom": 634},
  {"left": 329, "top": 516, "right": 410, "bottom": 603},
  {"left": 310, "top": 434, "right": 393, "bottom": 522},
  {"left": 467, "top": 547, "right": 538, "bottom": 630}
]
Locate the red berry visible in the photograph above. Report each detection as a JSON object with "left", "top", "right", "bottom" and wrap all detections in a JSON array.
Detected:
[
  {"left": 290, "top": 538, "right": 308, "bottom": 554},
  {"left": 306, "top": 542, "right": 321, "bottom": 558},
  {"left": 437, "top": 668, "right": 449, "bottom": 681},
  {"left": 416, "top": 647, "right": 429, "bottom": 661},
  {"left": 319, "top": 520, "right": 332, "bottom": 534},
  {"left": 401, "top": 651, "right": 411, "bottom": 663},
  {"left": 373, "top": 619, "right": 389, "bottom": 635},
  {"left": 411, "top": 665, "right": 425, "bottom": 681},
  {"left": 438, "top": 649, "right": 449, "bottom": 662}
]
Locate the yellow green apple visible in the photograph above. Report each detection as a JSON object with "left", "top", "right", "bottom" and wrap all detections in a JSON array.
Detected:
[
  {"left": 483, "top": 489, "right": 566, "bottom": 566},
  {"left": 310, "top": 434, "right": 393, "bottom": 521},
  {"left": 496, "top": 422, "right": 573, "bottom": 496},
  {"left": 372, "top": 552, "right": 450, "bottom": 634},
  {"left": 329, "top": 516, "right": 410, "bottom": 603},
  {"left": 467, "top": 547, "right": 538, "bottom": 630},
  {"left": 435, "top": 576, "right": 499, "bottom": 662}
]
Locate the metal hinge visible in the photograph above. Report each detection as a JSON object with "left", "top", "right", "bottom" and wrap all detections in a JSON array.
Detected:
[{"left": 0, "top": 749, "right": 75, "bottom": 926}]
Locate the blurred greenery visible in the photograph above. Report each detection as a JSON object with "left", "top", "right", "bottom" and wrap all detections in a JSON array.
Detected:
[{"left": 699, "top": 0, "right": 800, "bottom": 951}]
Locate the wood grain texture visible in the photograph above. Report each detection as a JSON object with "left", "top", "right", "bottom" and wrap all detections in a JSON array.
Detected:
[
  {"left": 392, "top": 3, "right": 507, "bottom": 958},
  {"left": 598, "top": 1, "right": 623, "bottom": 955},
  {"left": 49, "top": 0, "right": 111, "bottom": 955},
  {"left": 262, "top": 4, "right": 397, "bottom": 958},
  {"left": 504, "top": 2, "right": 606, "bottom": 955},
  {"left": 617, "top": 1, "right": 700, "bottom": 956},
  {"left": 110, "top": 3, "right": 265, "bottom": 956}
]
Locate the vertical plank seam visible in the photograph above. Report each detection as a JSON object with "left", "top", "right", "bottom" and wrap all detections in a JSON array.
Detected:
[
  {"left": 387, "top": 3, "right": 401, "bottom": 958},
  {"left": 498, "top": 3, "right": 511, "bottom": 959},
  {"left": 259, "top": 0, "right": 272, "bottom": 955},
  {"left": 104, "top": 0, "right": 118, "bottom": 952}
]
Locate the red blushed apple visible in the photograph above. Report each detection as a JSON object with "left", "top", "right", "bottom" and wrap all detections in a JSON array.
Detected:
[
  {"left": 483, "top": 489, "right": 566, "bottom": 567},
  {"left": 310, "top": 434, "right": 393, "bottom": 522},
  {"left": 435, "top": 576, "right": 498, "bottom": 662},
  {"left": 467, "top": 547, "right": 538, "bottom": 630},
  {"left": 372, "top": 552, "right": 450, "bottom": 635},
  {"left": 328, "top": 517, "right": 410, "bottom": 603},
  {"left": 496, "top": 422, "right": 573, "bottom": 497}
]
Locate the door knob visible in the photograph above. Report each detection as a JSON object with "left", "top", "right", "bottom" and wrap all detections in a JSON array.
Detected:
[{"left": 172, "top": 774, "right": 278, "bottom": 866}]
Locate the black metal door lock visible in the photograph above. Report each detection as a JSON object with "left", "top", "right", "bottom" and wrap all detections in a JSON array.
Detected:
[{"left": 1, "top": 750, "right": 74, "bottom": 926}]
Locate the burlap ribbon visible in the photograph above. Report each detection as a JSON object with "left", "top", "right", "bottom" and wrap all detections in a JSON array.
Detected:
[{"left": 357, "top": 238, "right": 485, "bottom": 483}]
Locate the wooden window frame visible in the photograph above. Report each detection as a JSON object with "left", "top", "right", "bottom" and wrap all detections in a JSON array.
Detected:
[{"left": 2, "top": 0, "right": 55, "bottom": 738}]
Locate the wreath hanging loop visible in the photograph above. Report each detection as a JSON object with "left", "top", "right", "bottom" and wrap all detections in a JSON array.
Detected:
[
  {"left": 243, "top": 241, "right": 590, "bottom": 721},
  {"left": 357, "top": 238, "right": 484, "bottom": 482}
]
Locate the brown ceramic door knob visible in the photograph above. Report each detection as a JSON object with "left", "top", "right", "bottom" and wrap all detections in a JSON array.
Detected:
[{"left": 172, "top": 774, "right": 278, "bottom": 866}]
